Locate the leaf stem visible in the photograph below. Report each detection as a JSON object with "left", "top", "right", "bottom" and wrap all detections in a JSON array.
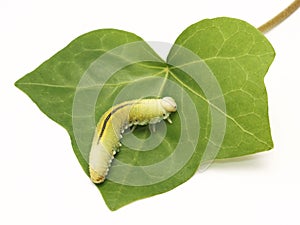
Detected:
[{"left": 258, "top": 0, "right": 300, "bottom": 33}]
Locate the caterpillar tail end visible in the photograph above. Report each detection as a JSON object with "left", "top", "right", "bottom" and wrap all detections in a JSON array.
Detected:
[{"left": 89, "top": 167, "right": 105, "bottom": 184}]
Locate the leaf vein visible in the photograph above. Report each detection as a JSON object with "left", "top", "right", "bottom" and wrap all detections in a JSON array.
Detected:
[{"left": 169, "top": 71, "right": 272, "bottom": 149}]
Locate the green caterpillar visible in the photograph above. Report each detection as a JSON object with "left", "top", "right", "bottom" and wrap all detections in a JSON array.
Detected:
[{"left": 89, "top": 97, "right": 177, "bottom": 183}]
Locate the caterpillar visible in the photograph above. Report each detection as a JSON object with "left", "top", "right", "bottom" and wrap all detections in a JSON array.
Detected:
[{"left": 89, "top": 97, "right": 177, "bottom": 183}]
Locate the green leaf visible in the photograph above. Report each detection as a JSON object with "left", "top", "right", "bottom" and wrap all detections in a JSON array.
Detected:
[
  {"left": 15, "top": 17, "right": 275, "bottom": 210},
  {"left": 168, "top": 17, "right": 275, "bottom": 158}
]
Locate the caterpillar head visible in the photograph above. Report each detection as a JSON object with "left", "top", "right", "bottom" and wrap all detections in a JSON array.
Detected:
[{"left": 161, "top": 97, "right": 177, "bottom": 113}]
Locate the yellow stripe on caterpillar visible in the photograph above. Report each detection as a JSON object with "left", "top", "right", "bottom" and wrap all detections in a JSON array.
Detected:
[{"left": 89, "top": 96, "right": 177, "bottom": 183}]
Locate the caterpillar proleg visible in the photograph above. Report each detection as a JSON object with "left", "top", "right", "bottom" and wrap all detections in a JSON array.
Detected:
[{"left": 89, "top": 97, "right": 177, "bottom": 183}]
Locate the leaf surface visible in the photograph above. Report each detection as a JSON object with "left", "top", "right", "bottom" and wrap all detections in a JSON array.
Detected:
[
  {"left": 168, "top": 17, "right": 275, "bottom": 158},
  {"left": 15, "top": 18, "right": 275, "bottom": 210}
]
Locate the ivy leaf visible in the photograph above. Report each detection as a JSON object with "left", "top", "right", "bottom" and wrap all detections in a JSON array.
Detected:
[
  {"left": 15, "top": 17, "right": 275, "bottom": 210},
  {"left": 168, "top": 17, "right": 275, "bottom": 159}
]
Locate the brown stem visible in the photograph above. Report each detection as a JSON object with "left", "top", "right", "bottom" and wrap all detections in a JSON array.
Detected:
[{"left": 258, "top": 0, "right": 300, "bottom": 33}]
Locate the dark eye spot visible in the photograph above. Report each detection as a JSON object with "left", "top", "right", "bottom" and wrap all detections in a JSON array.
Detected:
[{"left": 163, "top": 113, "right": 166, "bottom": 116}]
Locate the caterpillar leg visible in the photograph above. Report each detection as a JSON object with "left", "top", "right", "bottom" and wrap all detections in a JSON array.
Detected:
[
  {"left": 149, "top": 124, "right": 156, "bottom": 133},
  {"left": 122, "top": 125, "right": 136, "bottom": 135},
  {"left": 129, "top": 125, "right": 137, "bottom": 133},
  {"left": 167, "top": 117, "right": 172, "bottom": 124}
]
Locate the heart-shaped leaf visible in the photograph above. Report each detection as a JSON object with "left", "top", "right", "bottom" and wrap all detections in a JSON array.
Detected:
[{"left": 15, "top": 17, "right": 275, "bottom": 210}]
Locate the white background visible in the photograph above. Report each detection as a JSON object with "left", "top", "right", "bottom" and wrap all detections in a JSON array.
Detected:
[{"left": 1, "top": 0, "right": 299, "bottom": 224}]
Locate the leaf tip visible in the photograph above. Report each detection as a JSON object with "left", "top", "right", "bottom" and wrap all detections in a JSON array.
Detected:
[{"left": 14, "top": 76, "right": 25, "bottom": 90}]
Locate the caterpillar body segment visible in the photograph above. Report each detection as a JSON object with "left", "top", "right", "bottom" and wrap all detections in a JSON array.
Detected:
[{"left": 89, "top": 97, "right": 177, "bottom": 183}]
